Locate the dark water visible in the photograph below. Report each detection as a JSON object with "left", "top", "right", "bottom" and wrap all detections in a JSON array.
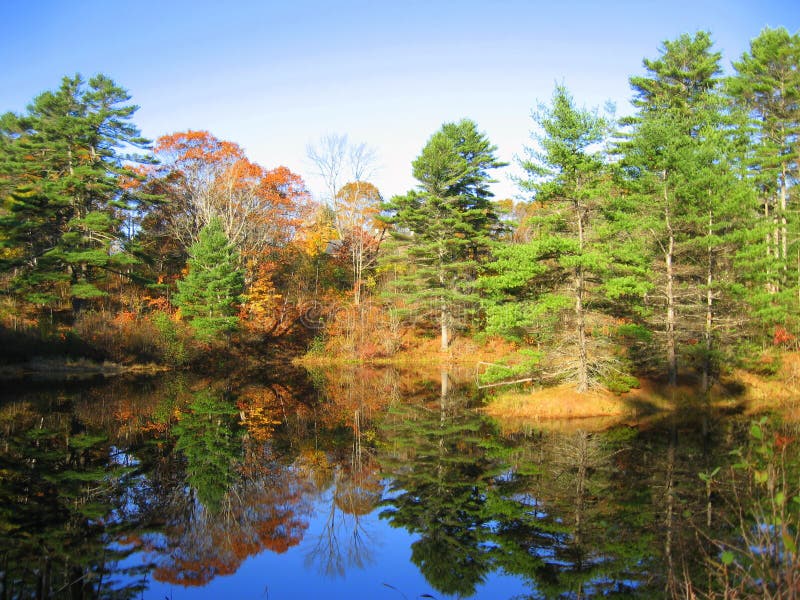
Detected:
[{"left": 0, "top": 367, "right": 796, "bottom": 599}]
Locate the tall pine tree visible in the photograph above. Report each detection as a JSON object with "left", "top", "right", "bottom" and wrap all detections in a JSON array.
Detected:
[
  {"left": 382, "top": 119, "right": 506, "bottom": 350},
  {"left": 729, "top": 27, "right": 800, "bottom": 335},
  {"left": 619, "top": 32, "right": 731, "bottom": 386},
  {"left": 0, "top": 74, "right": 155, "bottom": 313},
  {"left": 481, "top": 85, "right": 612, "bottom": 392}
]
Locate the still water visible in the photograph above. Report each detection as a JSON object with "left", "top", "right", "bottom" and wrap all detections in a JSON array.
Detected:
[{"left": 0, "top": 367, "right": 796, "bottom": 599}]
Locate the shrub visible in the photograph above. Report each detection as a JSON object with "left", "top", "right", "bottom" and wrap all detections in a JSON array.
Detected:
[{"left": 698, "top": 418, "right": 799, "bottom": 598}]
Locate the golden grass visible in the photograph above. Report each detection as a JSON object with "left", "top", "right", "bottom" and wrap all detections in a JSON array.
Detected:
[
  {"left": 295, "top": 334, "right": 519, "bottom": 369},
  {"left": 484, "top": 352, "right": 800, "bottom": 433}
]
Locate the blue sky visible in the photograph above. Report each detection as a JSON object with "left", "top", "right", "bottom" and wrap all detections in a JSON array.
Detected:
[{"left": 1, "top": 0, "right": 798, "bottom": 201}]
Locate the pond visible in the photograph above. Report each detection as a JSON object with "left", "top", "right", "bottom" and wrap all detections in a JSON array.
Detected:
[{"left": 0, "top": 366, "right": 797, "bottom": 599}]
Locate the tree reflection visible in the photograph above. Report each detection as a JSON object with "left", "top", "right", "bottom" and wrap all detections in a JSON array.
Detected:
[
  {"left": 1, "top": 368, "right": 791, "bottom": 598},
  {"left": 146, "top": 388, "right": 315, "bottom": 586},
  {"left": 378, "top": 372, "right": 501, "bottom": 596},
  {"left": 0, "top": 398, "right": 154, "bottom": 599},
  {"left": 172, "top": 389, "right": 242, "bottom": 512},
  {"left": 485, "top": 425, "right": 661, "bottom": 598}
]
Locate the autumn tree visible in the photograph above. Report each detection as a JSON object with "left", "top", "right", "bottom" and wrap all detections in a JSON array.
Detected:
[
  {"left": 382, "top": 119, "right": 506, "bottom": 350},
  {"left": 152, "top": 131, "right": 309, "bottom": 265},
  {"left": 306, "top": 133, "right": 377, "bottom": 236},
  {"left": 334, "top": 181, "right": 385, "bottom": 305}
]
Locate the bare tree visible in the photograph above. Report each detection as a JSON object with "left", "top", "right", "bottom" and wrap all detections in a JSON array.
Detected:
[{"left": 306, "top": 134, "right": 379, "bottom": 237}]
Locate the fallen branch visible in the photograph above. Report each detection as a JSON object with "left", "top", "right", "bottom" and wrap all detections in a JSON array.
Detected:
[{"left": 477, "top": 377, "right": 534, "bottom": 389}]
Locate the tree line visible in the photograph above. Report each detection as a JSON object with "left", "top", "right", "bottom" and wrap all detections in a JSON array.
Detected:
[{"left": 1, "top": 28, "right": 798, "bottom": 390}]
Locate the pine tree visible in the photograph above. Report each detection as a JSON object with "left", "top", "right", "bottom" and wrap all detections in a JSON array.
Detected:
[
  {"left": 523, "top": 85, "right": 610, "bottom": 391},
  {"left": 728, "top": 27, "right": 800, "bottom": 334},
  {"left": 382, "top": 119, "right": 506, "bottom": 350},
  {"left": 619, "top": 32, "right": 734, "bottom": 386},
  {"left": 0, "top": 74, "right": 155, "bottom": 311},
  {"left": 174, "top": 218, "right": 244, "bottom": 340}
]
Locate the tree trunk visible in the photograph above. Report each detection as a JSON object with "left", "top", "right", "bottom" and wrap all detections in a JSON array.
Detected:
[
  {"left": 352, "top": 235, "right": 363, "bottom": 306},
  {"left": 703, "top": 209, "right": 713, "bottom": 394},
  {"left": 575, "top": 209, "right": 588, "bottom": 393},
  {"left": 665, "top": 201, "right": 677, "bottom": 387},
  {"left": 664, "top": 420, "right": 678, "bottom": 597},
  {"left": 440, "top": 304, "right": 449, "bottom": 351},
  {"left": 780, "top": 166, "right": 788, "bottom": 285}
]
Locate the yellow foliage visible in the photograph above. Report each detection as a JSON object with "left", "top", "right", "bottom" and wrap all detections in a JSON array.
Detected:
[{"left": 296, "top": 205, "right": 337, "bottom": 257}]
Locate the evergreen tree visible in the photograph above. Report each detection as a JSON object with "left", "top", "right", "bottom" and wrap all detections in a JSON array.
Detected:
[
  {"left": 173, "top": 389, "right": 242, "bottom": 512},
  {"left": 481, "top": 85, "right": 612, "bottom": 392},
  {"left": 174, "top": 218, "right": 244, "bottom": 340},
  {"left": 619, "top": 32, "right": 736, "bottom": 386},
  {"left": 382, "top": 119, "right": 506, "bottom": 350},
  {"left": 728, "top": 27, "right": 800, "bottom": 334},
  {"left": 0, "top": 74, "right": 155, "bottom": 311}
]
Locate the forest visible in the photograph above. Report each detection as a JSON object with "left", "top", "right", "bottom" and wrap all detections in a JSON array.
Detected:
[{"left": 1, "top": 27, "right": 799, "bottom": 399}]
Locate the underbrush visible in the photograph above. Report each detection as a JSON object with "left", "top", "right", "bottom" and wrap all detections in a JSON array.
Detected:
[{"left": 72, "top": 310, "right": 200, "bottom": 366}]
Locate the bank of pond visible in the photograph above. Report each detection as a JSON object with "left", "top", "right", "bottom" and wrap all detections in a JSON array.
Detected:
[{"left": 0, "top": 366, "right": 797, "bottom": 599}]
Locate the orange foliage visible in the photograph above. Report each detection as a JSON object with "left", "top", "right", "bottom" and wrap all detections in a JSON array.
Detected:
[
  {"left": 117, "top": 164, "right": 153, "bottom": 191},
  {"left": 296, "top": 204, "right": 338, "bottom": 257},
  {"left": 146, "top": 295, "right": 173, "bottom": 313},
  {"left": 237, "top": 384, "right": 284, "bottom": 442},
  {"left": 151, "top": 455, "right": 313, "bottom": 586},
  {"left": 153, "top": 130, "right": 311, "bottom": 259},
  {"left": 155, "top": 130, "right": 244, "bottom": 165},
  {"left": 773, "top": 325, "right": 796, "bottom": 347},
  {"left": 240, "top": 263, "right": 283, "bottom": 332}
]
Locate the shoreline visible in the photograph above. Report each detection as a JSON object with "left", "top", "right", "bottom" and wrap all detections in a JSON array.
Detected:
[{"left": 0, "top": 358, "right": 171, "bottom": 381}]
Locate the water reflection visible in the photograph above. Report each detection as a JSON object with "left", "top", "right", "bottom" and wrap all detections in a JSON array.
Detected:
[
  {"left": 0, "top": 390, "right": 153, "bottom": 599},
  {"left": 0, "top": 369, "right": 796, "bottom": 598}
]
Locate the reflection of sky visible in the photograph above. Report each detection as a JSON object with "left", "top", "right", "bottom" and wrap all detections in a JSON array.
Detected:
[
  {"left": 2, "top": 0, "right": 797, "bottom": 203},
  {"left": 119, "top": 489, "right": 531, "bottom": 599}
]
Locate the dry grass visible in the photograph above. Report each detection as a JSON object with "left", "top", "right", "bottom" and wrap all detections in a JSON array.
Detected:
[
  {"left": 484, "top": 352, "right": 800, "bottom": 433},
  {"left": 296, "top": 332, "right": 519, "bottom": 370},
  {"left": 729, "top": 351, "right": 800, "bottom": 421}
]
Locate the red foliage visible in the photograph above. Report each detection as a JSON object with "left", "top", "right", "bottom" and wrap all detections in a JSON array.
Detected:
[
  {"left": 774, "top": 433, "right": 795, "bottom": 451},
  {"left": 773, "top": 325, "right": 796, "bottom": 347}
]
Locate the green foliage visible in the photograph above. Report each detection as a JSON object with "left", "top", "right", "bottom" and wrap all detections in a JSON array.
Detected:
[
  {"left": 481, "top": 85, "right": 620, "bottom": 391},
  {"left": 478, "top": 348, "right": 541, "bottom": 385},
  {"left": 381, "top": 119, "right": 506, "bottom": 348},
  {"left": 615, "top": 323, "right": 653, "bottom": 342},
  {"left": 599, "top": 372, "right": 639, "bottom": 394},
  {"left": 151, "top": 310, "right": 194, "bottom": 365},
  {"left": 174, "top": 218, "right": 244, "bottom": 341},
  {"left": 700, "top": 418, "right": 800, "bottom": 596},
  {"left": 306, "top": 334, "right": 327, "bottom": 355},
  {"left": 0, "top": 411, "right": 147, "bottom": 598},
  {"left": 173, "top": 389, "right": 242, "bottom": 512},
  {"left": 617, "top": 30, "right": 757, "bottom": 384},
  {"left": 0, "top": 74, "right": 155, "bottom": 313},
  {"left": 728, "top": 27, "right": 800, "bottom": 340}
]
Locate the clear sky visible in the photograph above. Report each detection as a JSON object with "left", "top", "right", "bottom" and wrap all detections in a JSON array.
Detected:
[{"left": 1, "top": 0, "right": 798, "bottom": 201}]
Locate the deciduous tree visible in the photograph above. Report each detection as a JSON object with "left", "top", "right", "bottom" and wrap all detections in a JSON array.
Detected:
[
  {"left": 153, "top": 131, "right": 309, "bottom": 264},
  {"left": 334, "top": 181, "right": 385, "bottom": 305}
]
